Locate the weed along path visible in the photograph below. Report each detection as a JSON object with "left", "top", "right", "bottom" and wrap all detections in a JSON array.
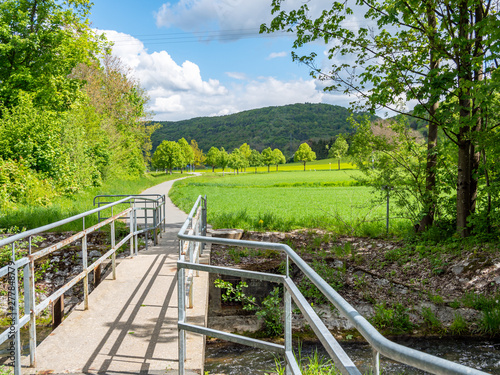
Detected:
[{"left": 22, "top": 174, "right": 208, "bottom": 375}]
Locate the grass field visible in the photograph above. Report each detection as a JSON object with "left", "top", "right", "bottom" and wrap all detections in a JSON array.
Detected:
[{"left": 170, "top": 170, "right": 411, "bottom": 236}]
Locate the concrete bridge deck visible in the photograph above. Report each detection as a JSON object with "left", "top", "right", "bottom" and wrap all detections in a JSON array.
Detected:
[{"left": 22, "top": 177, "right": 209, "bottom": 375}]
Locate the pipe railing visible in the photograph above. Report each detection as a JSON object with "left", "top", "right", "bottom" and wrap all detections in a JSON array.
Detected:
[
  {"left": 177, "top": 195, "right": 489, "bottom": 375},
  {"left": 93, "top": 194, "right": 166, "bottom": 250},
  {"left": 0, "top": 194, "right": 165, "bottom": 375}
]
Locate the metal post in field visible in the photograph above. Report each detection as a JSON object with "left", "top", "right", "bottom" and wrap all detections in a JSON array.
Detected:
[{"left": 386, "top": 190, "right": 390, "bottom": 235}]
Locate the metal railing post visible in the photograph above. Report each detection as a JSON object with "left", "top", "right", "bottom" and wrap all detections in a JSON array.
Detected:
[
  {"left": 83, "top": 218, "right": 89, "bottom": 310},
  {"left": 111, "top": 220, "right": 116, "bottom": 280},
  {"left": 129, "top": 208, "right": 134, "bottom": 257},
  {"left": 285, "top": 287, "right": 292, "bottom": 375},
  {"left": 178, "top": 258, "right": 186, "bottom": 374},
  {"left": 153, "top": 205, "right": 158, "bottom": 246},
  {"left": 373, "top": 349, "right": 380, "bottom": 375},
  {"left": 163, "top": 196, "right": 166, "bottom": 233},
  {"left": 28, "top": 258, "right": 36, "bottom": 366},
  {"left": 145, "top": 206, "right": 149, "bottom": 251},
  {"left": 134, "top": 208, "right": 138, "bottom": 256},
  {"left": 201, "top": 196, "right": 207, "bottom": 253}
]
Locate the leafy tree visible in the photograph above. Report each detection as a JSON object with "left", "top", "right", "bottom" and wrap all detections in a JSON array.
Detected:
[
  {"left": 205, "top": 147, "right": 220, "bottom": 172},
  {"left": 0, "top": 0, "right": 101, "bottom": 111},
  {"left": 248, "top": 149, "right": 263, "bottom": 174},
  {"left": 72, "top": 56, "right": 152, "bottom": 179},
  {"left": 262, "top": 147, "right": 274, "bottom": 172},
  {"left": 218, "top": 147, "right": 230, "bottom": 175},
  {"left": 152, "top": 141, "right": 183, "bottom": 174},
  {"left": 178, "top": 138, "right": 194, "bottom": 173},
  {"left": 294, "top": 143, "right": 316, "bottom": 171},
  {"left": 239, "top": 143, "right": 252, "bottom": 172},
  {"left": 228, "top": 149, "right": 248, "bottom": 174},
  {"left": 190, "top": 139, "right": 206, "bottom": 167},
  {"left": 272, "top": 148, "right": 286, "bottom": 171},
  {"left": 262, "top": 0, "right": 500, "bottom": 236},
  {"left": 328, "top": 135, "right": 349, "bottom": 170}
]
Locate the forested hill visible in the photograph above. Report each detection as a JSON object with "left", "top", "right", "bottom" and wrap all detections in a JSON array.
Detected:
[{"left": 151, "top": 103, "right": 373, "bottom": 157}]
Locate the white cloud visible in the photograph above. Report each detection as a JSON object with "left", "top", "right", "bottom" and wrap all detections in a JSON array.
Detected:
[
  {"left": 226, "top": 72, "right": 247, "bottom": 80},
  {"left": 267, "top": 51, "right": 287, "bottom": 59},
  {"left": 98, "top": 29, "right": 356, "bottom": 121},
  {"left": 155, "top": 0, "right": 273, "bottom": 35}
]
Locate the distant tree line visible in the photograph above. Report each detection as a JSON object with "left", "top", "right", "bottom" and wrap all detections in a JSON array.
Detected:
[{"left": 151, "top": 139, "right": 348, "bottom": 173}]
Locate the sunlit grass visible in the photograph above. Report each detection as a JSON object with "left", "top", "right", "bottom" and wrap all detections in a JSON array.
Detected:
[
  {"left": 170, "top": 171, "right": 411, "bottom": 236},
  {"left": 0, "top": 172, "right": 181, "bottom": 231}
]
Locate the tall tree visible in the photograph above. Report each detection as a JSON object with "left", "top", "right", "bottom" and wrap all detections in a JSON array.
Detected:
[
  {"left": 262, "top": 147, "right": 274, "bottom": 172},
  {"left": 218, "top": 147, "right": 230, "bottom": 175},
  {"left": 178, "top": 137, "right": 194, "bottom": 173},
  {"left": 0, "top": 0, "right": 101, "bottom": 111},
  {"left": 152, "top": 140, "right": 183, "bottom": 174},
  {"left": 190, "top": 139, "right": 206, "bottom": 167},
  {"left": 205, "top": 147, "right": 220, "bottom": 173},
  {"left": 263, "top": 0, "right": 500, "bottom": 236},
  {"left": 294, "top": 143, "right": 316, "bottom": 171},
  {"left": 328, "top": 135, "right": 349, "bottom": 170},
  {"left": 272, "top": 148, "right": 286, "bottom": 171},
  {"left": 248, "top": 149, "right": 263, "bottom": 174}
]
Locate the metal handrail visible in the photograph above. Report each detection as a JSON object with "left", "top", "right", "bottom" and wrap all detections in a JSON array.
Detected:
[
  {"left": 93, "top": 194, "right": 167, "bottom": 249},
  {"left": 177, "top": 195, "right": 489, "bottom": 375},
  {"left": 0, "top": 194, "right": 165, "bottom": 375}
]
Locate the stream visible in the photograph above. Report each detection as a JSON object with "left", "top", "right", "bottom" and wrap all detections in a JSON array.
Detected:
[{"left": 205, "top": 337, "right": 500, "bottom": 374}]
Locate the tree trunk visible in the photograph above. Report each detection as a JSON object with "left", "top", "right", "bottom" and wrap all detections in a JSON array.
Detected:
[
  {"left": 267, "top": 165, "right": 270, "bottom": 172},
  {"left": 303, "top": 161, "right": 306, "bottom": 171},
  {"left": 212, "top": 165, "right": 215, "bottom": 172},
  {"left": 456, "top": 0, "right": 475, "bottom": 237},
  {"left": 338, "top": 159, "right": 340, "bottom": 170},
  {"left": 418, "top": 2, "right": 439, "bottom": 232}
]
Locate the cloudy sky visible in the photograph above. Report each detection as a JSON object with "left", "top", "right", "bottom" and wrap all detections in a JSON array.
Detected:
[{"left": 88, "top": 0, "right": 372, "bottom": 121}]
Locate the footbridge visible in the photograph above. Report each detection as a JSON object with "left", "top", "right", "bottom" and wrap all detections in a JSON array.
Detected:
[{"left": 0, "top": 178, "right": 492, "bottom": 375}]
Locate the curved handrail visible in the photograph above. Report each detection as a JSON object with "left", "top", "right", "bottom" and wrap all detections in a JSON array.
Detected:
[
  {"left": 178, "top": 195, "right": 489, "bottom": 375},
  {"left": 0, "top": 196, "right": 134, "bottom": 248}
]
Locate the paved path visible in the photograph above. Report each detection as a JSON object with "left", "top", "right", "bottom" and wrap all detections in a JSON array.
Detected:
[{"left": 23, "top": 176, "right": 209, "bottom": 375}]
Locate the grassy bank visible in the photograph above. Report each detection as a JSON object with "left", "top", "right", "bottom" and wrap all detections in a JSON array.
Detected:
[
  {"left": 0, "top": 172, "right": 182, "bottom": 232},
  {"left": 170, "top": 170, "right": 411, "bottom": 236}
]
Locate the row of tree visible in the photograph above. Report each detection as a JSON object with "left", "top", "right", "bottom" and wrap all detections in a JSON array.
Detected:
[
  {"left": 0, "top": 1, "right": 153, "bottom": 209},
  {"left": 152, "top": 138, "right": 352, "bottom": 173}
]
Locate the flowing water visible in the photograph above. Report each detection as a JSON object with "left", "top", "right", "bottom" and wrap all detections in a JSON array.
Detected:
[{"left": 205, "top": 338, "right": 500, "bottom": 374}]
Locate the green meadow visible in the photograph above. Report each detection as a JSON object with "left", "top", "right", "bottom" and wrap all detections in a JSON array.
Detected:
[
  {"left": 0, "top": 173, "right": 182, "bottom": 232},
  {"left": 170, "top": 170, "right": 411, "bottom": 236}
]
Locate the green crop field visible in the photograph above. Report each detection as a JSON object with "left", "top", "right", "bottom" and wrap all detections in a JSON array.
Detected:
[{"left": 170, "top": 170, "right": 411, "bottom": 236}]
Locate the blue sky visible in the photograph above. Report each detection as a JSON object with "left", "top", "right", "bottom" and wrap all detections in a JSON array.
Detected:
[{"left": 87, "top": 0, "right": 364, "bottom": 121}]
